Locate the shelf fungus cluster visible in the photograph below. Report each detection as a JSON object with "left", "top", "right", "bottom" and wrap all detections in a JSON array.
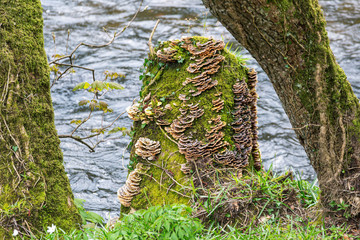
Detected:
[
  {"left": 135, "top": 137, "right": 161, "bottom": 161},
  {"left": 230, "top": 74, "right": 262, "bottom": 170},
  {"left": 156, "top": 47, "right": 178, "bottom": 62},
  {"left": 178, "top": 115, "right": 227, "bottom": 163},
  {"left": 176, "top": 37, "right": 225, "bottom": 97},
  {"left": 165, "top": 103, "right": 204, "bottom": 140},
  {"left": 155, "top": 38, "right": 261, "bottom": 172},
  {"left": 126, "top": 93, "right": 167, "bottom": 126},
  {"left": 247, "top": 69, "right": 262, "bottom": 170},
  {"left": 117, "top": 163, "right": 147, "bottom": 207},
  {"left": 212, "top": 97, "right": 224, "bottom": 112}
]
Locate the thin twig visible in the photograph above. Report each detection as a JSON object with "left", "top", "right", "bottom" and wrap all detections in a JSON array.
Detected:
[
  {"left": 121, "top": 141, "right": 131, "bottom": 169},
  {"left": 1, "top": 116, "right": 22, "bottom": 157},
  {"left": 1, "top": 64, "right": 11, "bottom": 103},
  {"left": 194, "top": 160, "right": 205, "bottom": 190},
  {"left": 49, "top": 0, "right": 143, "bottom": 65},
  {"left": 58, "top": 135, "right": 95, "bottom": 152},
  {"left": 145, "top": 160, "right": 190, "bottom": 190},
  {"left": 52, "top": 62, "right": 96, "bottom": 82},
  {"left": 157, "top": 124, "right": 178, "bottom": 145},
  {"left": 285, "top": 123, "right": 320, "bottom": 130},
  {"left": 139, "top": 172, "right": 190, "bottom": 198},
  {"left": 148, "top": 19, "right": 160, "bottom": 57}
]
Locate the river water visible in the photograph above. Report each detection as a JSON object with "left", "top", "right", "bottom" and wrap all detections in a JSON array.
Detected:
[{"left": 41, "top": 0, "right": 360, "bottom": 219}]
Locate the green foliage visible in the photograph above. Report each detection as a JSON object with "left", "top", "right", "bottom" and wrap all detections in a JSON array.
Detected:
[
  {"left": 112, "top": 205, "right": 203, "bottom": 240},
  {"left": 290, "top": 177, "right": 319, "bottom": 208},
  {"left": 104, "top": 70, "right": 125, "bottom": 80},
  {"left": 224, "top": 41, "right": 249, "bottom": 66},
  {"left": 329, "top": 200, "right": 351, "bottom": 219},
  {"left": 73, "top": 80, "right": 124, "bottom": 92},
  {"left": 108, "top": 127, "right": 130, "bottom": 136},
  {"left": 74, "top": 199, "right": 104, "bottom": 225},
  {"left": 33, "top": 203, "right": 353, "bottom": 240}
]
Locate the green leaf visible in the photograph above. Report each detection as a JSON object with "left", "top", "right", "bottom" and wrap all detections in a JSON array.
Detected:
[
  {"left": 74, "top": 198, "right": 86, "bottom": 211},
  {"left": 107, "top": 82, "right": 124, "bottom": 90},
  {"left": 70, "top": 119, "right": 82, "bottom": 125},
  {"left": 164, "top": 221, "right": 170, "bottom": 232},
  {"left": 79, "top": 100, "right": 89, "bottom": 106},
  {"left": 99, "top": 101, "right": 108, "bottom": 110},
  {"left": 73, "top": 82, "right": 90, "bottom": 91},
  {"left": 177, "top": 57, "right": 184, "bottom": 64},
  {"left": 160, "top": 97, "right": 166, "bottom": 102},
  {"left": 89, "top": 102, "right": 96, "bottom": 111},
  {"left": 84, "top": 211, "right": 104, "bottom": 224},
  {"left": 108, "top": 127, "right": 128, "bottom": 135},
  {"left": 91, "top": 80, "right": 106, "bottom": 91},
  {"left": 170, "top": 232, "right": 178, "bottom": 240},
  {"left": 12, "top": 146, "right": 18, "bottom": 152}
]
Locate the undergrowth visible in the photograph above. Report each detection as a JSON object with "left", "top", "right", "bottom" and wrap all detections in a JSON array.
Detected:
[{"left": 14, "top": 170, "right": 355, "bottom": 239}]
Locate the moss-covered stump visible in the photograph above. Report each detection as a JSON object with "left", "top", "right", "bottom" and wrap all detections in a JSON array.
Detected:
[
  {"left": 0, "top": 0, "right": 81, "bottom": 238},
  {"left": 119, "top": 37, "right": 262, "bottom": 213}
]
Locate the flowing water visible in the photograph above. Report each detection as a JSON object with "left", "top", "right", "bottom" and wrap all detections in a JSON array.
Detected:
[{"left": 41, "top": 0, "right": 360, "bottom": 219}]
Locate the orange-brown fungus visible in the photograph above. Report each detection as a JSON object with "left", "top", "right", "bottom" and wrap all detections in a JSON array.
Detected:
[
  {"left": 117, "top": 163, "right": 145, "bottom": 207},
  {"left": 135, "top": 137, "right": 161, "bottom": 161}
]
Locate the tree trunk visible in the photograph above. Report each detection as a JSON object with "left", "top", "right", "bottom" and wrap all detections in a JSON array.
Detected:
[
  {"left": 120, "top": 37, "right": 261, "bottom": 212},
  {"left": 202, "top": 0, "right": 360, "bottom": 220},
  {"left": 0, "top": 0, "right": 81, "bottom": 237}
]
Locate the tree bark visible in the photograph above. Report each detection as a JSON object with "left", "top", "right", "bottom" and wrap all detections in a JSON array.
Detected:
[
  {"left": 202, "top": 0, "right": 360, "bottom": 219},
  {"left": 0, "top": 0, "right": 81, "bottom": 237}
]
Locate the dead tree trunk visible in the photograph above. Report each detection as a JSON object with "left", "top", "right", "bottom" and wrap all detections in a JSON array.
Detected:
[
  {"left": 120, "top": 37, "right": 261, "bottom": 212},
  {"left": 0, "top": 0, "right": 81, "bottom": 237},
  {"left": 202, "top": 0, "right": 360, "bottom": 220}
]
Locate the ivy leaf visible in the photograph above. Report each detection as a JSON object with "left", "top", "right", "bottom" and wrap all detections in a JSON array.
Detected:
[
  {"left": 73, "top": 82, "right": 90, "bottom": 91},
  {"left": 12, "top": 146, "right": 18, "bottom": 152}
]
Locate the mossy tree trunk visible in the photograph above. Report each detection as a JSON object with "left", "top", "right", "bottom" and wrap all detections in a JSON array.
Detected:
[
  {"left": 0, "top": 0, "right": 81, "bottom": 237},
  {"left": 202, "top": 0, "right": 360, "bottom": 220},
  {"left": 120, "top": 37, "right": 261, "bottom": 213}
]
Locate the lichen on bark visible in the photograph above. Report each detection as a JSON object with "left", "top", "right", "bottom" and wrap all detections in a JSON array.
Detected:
[{"left": 0, "top": 0, "right": 81, "bottom": 237}]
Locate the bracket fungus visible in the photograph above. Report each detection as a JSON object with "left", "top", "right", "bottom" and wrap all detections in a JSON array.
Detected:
[
  {"left": 126, "top": 103, "right": 141, "bottom": 121},
  {"left": 156, "top": 47, "right": 178, "bottom": 62},
  {"left": 135, "top": 137, "right": 161, "bottom": 161},
  {"left": 117, "top": 163, "right": 147, "bottom": 207}
]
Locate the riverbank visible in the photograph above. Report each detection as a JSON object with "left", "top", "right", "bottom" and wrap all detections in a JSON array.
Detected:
[{"left": 13, "top": 169, "right": 358, "bottom": 239}]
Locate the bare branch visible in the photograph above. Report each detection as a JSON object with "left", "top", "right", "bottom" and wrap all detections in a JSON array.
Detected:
[
  {"left": 53, "top": 62, "right": 96, "bottom": 82},
  {"left": 58, "top": 134, "right": 95, "bottom": 152}
]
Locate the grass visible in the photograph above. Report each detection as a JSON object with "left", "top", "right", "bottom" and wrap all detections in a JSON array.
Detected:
[{"left": 12, "top": 169, "right": 355, "bottom": 239}]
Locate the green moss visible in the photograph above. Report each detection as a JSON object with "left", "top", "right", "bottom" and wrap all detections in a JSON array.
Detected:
[
  {"left": 0, "top": 0, "right": 81, "bottom": 237},
  {"left": 122, "top": 37, "right": 257, "bottom": 213}
]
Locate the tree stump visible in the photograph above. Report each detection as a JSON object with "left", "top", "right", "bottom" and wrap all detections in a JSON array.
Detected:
[{"left": 119, "top": 37, "right": 261, "bottom": 212}]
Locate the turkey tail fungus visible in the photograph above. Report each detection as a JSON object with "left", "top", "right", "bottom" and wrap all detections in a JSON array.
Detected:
[{"left": 121, "top": 37, "right": 261, "bottom": 214}]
